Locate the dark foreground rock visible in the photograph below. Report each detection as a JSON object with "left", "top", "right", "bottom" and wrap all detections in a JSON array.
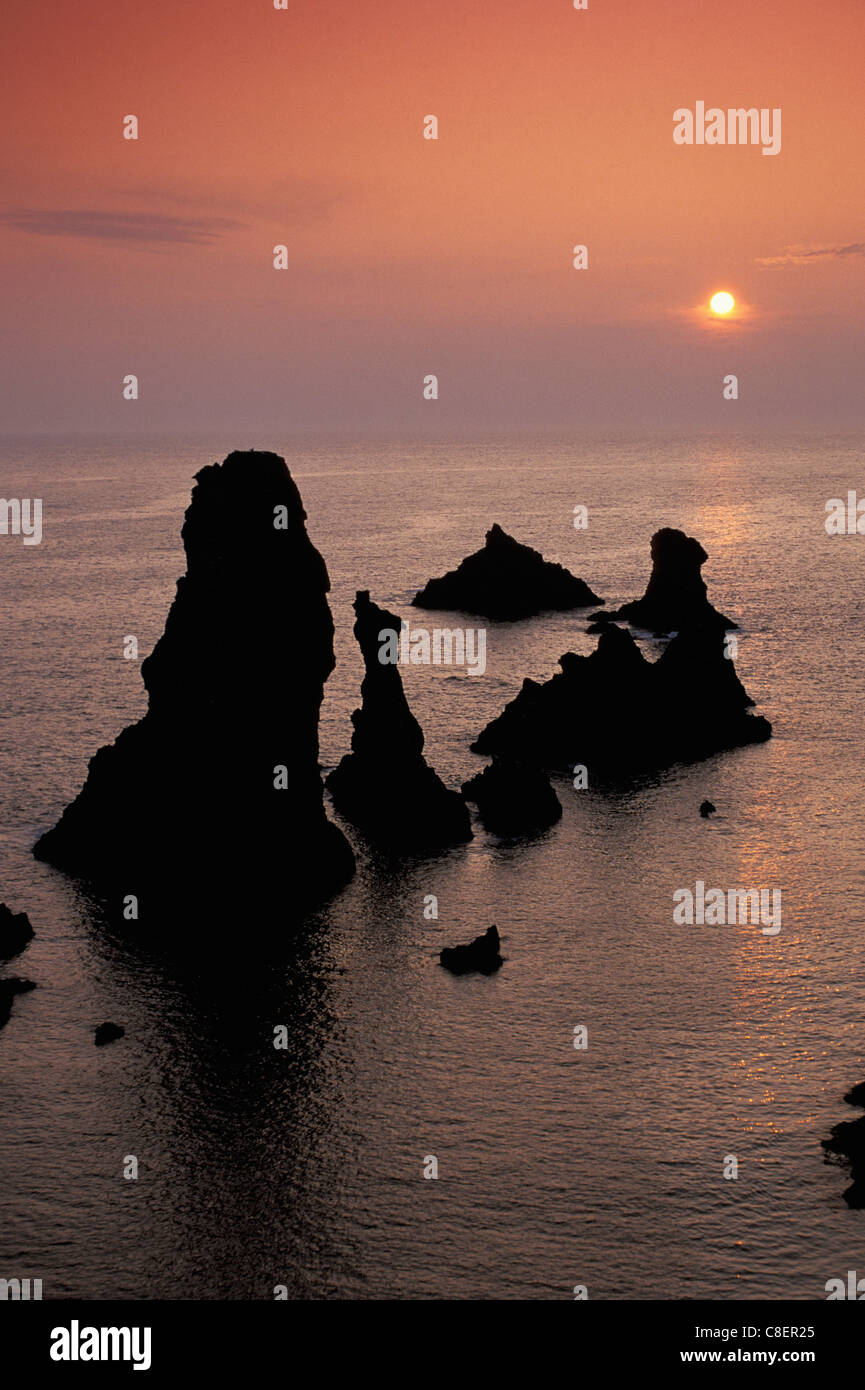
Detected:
[
  {"left": 699, "top": 800, "right": 717, "bottom": 818},
  {"left": 0, "top": 978, "right": 36, "bottom": 1030},
  {"left": 439, "top": 925, "right": 502, "bottom": 975},
  {"left": 823, "top": 1118, "right": 865, "bottom": 1207},
  {"left": 602, "top": 528, "right": 736, "bottom": 632},
  {"left": 94, "top": 1021, "right": 125, "bottom": 1046},
  {"left": 326, "top": 592, "right": 472, "bottom": 852},
  {"left": 823, "top": 1085, "right": 865, "bottom": 1207},
  {"left": 0, "top": 904, "right": 34, "bottom": 960},
  {"left": 473, "top": 622, "right": 770, "bottom": 773},
  {"left": 462, "top": 759, "right": 562, "bottom": 836},
  {"left": 34, "top": 451, "right": 355, "bottom": 922},
  {"left": 412, "top": 524, "right": 601, "bottom": 619}
]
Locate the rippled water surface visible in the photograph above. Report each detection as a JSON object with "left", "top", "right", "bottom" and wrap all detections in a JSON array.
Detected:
[{"left": 1, "top": 431, "right": 863, "bottom": 1299}]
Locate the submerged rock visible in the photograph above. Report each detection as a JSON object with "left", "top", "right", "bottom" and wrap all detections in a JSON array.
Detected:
[
  {"left": 823, "top": 1086, "right": 865, "bottom": 1208},
  {"left": 0, "top": 904, "right": 34, "bottom": 960},
  {"left": 412, "top": 524, "right": 601, "bottom": 619},
  {"left": 0, "top": 978, "right": 36, "bottom": 1030},
  {"left": 462, "top": 759, "right": 562, "bottom": 836},
  {"left": 607, "top": 528, "right": 736, "bottom": 632},
  {"left": 472, "top": 622, "right": 770, "bottom": 773},
  {"left": 326, "top": 591, "right": 472, "bottom": 852},
  {"left": 94, "top": 1021, "right": 125, "bottom": 1047},
  {"left": 699, "top": 800, "right": 717, "bottom": 818},
  {"left": 34, "top": 451, "right": 355, "bottom": 921},
  {"left": 439, "top": 925, "right": 502, "bottom": 976}
]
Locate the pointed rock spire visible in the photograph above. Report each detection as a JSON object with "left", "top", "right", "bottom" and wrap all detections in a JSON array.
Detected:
[
  {"left": 34, "top": 450, "right": 354, "bottom": 922},
  {"left": 326, "top": 591, "right": 472, "bottom": 851}
]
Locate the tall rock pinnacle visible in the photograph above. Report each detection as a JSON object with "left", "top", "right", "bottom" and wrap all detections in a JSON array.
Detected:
[
  {"left": 34, "top": 450, "right": 355, "bottom": 921},
  {"left": 326, "top": 591, "right": 472, "bottom": 851},
  {"left": 606, "top": 527, "right": 735, "bottom": 633}
]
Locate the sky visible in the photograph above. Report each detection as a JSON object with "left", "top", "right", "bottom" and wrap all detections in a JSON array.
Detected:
[{"left": 1, "top": 0, "right": 864, "bottom": 434}]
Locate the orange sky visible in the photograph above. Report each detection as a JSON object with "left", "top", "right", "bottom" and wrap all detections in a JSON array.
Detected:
[{"left": 1, "top": 0, "right": 863, "bottom": 432}]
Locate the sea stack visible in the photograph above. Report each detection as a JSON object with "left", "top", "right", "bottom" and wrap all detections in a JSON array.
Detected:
[
  {"left": 598, "top": 528, "right": 735, "bottom": 632},
  {"left": 472, "top": 622, "right": 770, "bottom": 773},
  {"left": 34, "top": 450, "right": 355, "bottom": 921},
  {"left": 412, "top": 524, "right": 601, "bottom": 619},
  {"left": 326, "top": 591, "right": 472, "bottom": 851}
]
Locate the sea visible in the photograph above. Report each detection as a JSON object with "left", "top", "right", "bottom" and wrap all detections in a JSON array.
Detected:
[{"left": 1, "top": 431, "right": 863, "bottom": 1299}]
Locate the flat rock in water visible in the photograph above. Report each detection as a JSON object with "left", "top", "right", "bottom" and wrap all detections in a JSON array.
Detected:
[
  {"left": 439, "top": 925, "right": 503, "bottom": 976},
  {"left": 95, "top": 1022, "right": 125, "bottom": 1047}
]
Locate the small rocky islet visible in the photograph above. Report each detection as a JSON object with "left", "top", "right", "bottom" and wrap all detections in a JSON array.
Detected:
[
  {"left": 439, "top": 925, "right": 503, "bottom": 976},
  {"left": 94, "top": 1021, "right": 125, "bottom": 1047},
  {"left": 412, "top": 523, "right": 602, "bottom": 619}
]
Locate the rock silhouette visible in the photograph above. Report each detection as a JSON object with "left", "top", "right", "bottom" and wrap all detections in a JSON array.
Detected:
[
  {"left": 0, "top": 904, "right": 34, "bottom": 960},
  {"left": 699, "top": 800, "right": 717, "bottom": 818},
  {"left": 472, "top": 622, "right": 770, "bottom": 772},
  {"left": 0, "top": 978, "right": 36, "bottom": 1030},
  {"left": 823, "top": 1085, "right": 865, "bottom": 1208},
  {"left": 595, "top": 528, "right": 735, "bottom": 633},
  {"left": 462, "top": 759, "right": 562, "bottom": 836},
  {"left": 412, "top": 524, "right": 601, "bottom": 619},
  {"left": 326, "top": 592, "right": 472, "bottom": 851},
  {"left": 439, "top": 925, "right": 502, "bottom": 975},
  {"left": 95, "top": 1021, "right": 125, "bottom": 1046},
  {"left": 34, "top": 450, "right": 355, "bottom": 920}
]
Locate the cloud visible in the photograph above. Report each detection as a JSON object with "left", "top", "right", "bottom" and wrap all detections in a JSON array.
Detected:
[
  {"left": 104, "top": 176, "right": 350, "bottom": 225},
  {"left": 756, "top": 242, "right": 865, "bottom": 268},
  {"left": 0, "top": 209, "right": 240, "bottom": 244}
]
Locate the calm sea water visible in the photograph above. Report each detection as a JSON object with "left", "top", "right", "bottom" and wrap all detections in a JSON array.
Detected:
[{"left": 1, "top": 431, "right": 864, "bottom": 1300}]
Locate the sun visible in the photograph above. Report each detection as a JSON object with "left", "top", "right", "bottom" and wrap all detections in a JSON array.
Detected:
[{"left": 710, "top": 291, "right": 736, "bottom": 316}]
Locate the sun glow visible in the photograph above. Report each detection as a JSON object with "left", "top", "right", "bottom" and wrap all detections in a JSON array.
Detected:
[{"left": 710, "top": 291, "right": 736, "bottom": 316}]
